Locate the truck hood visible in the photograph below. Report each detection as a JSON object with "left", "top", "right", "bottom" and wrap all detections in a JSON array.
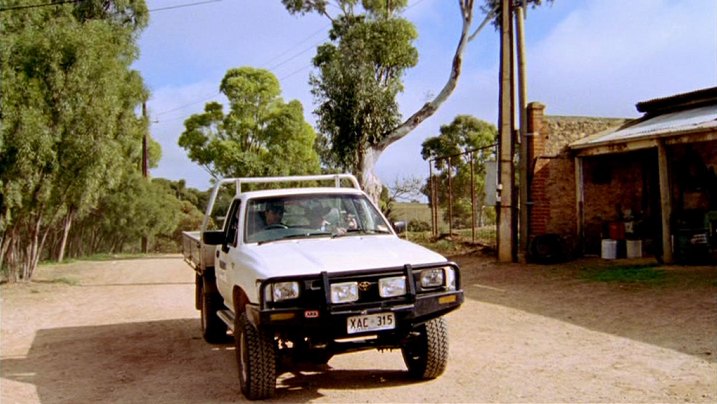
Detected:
[{"left": 243, "top": 235, "right": 447, "bottom": 279}]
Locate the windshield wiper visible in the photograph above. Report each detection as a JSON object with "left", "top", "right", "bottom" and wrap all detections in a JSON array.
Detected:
[
  {"left": 258, "top": 231, "right": 331, "bottom": 245},
  {"left": 331, "top": 228, "right": 390, "bottom": 238}
]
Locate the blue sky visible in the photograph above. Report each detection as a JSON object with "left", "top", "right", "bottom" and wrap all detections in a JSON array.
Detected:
[{"left": 133, "top": 0, "right": 717, "bottom": 191}]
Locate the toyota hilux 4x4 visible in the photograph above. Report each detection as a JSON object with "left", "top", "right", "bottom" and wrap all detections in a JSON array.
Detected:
[{"left": 182, "top": 174, "right": 463, "bottom": 400}]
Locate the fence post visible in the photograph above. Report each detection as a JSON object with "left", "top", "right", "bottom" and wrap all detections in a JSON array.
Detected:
[
  {"left": 447, "top": 158, "right": 453, "bottom": 237},
  {"left": 429, "top": 162, "right": 436, "bottom": 238},
  {"left": 470, "top": 152, "right": 476, "bottom": 243}
]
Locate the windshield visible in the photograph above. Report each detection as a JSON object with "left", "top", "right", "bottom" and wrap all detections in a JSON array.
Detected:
[{"left": 244, "top": 193, "right": 392, "bottom": 244}]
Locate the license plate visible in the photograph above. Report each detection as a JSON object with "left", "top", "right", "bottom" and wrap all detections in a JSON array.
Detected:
[{"left": 347, "top": 312, "right": 395, "bottom": 334}]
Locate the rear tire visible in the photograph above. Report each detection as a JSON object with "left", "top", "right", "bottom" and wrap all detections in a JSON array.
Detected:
[
  {"left": 401, "top": 317, "right": 449, "bottom": 379},
  {"left": 236, "top": 313, "right": 276, "bottom": 400},
  {"left": 200, "top": 274, "right": 229, "bottom": 343}
]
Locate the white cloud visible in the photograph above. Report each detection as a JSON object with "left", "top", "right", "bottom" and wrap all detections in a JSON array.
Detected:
[{"left": 526, "top": 0, "right": 717, "bottom": 117}]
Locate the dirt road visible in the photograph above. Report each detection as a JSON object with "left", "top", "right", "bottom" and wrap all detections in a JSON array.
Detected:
[{"left": 2, "top": 255, "right": 715, "bottom": 403}]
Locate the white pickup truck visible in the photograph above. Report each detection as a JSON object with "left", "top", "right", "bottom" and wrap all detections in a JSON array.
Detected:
[{"left": 182, "top": 174, "right": 463, "bottom": 400}]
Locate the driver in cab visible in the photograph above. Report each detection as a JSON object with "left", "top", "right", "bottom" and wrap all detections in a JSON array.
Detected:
[{"left": 263, "top": 201, "right": 285, "bottom": 228}]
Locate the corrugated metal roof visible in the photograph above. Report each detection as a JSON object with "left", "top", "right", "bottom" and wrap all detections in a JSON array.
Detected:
[
  {"left": 636, "top": 87, "right": 717, "bottom": 114},
  {"left": 571, "top": 104, "right": 717, "bottom": 149}
]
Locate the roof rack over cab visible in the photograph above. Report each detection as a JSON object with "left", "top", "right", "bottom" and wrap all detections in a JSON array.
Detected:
[{"left": 201, "top": 174, "right": 361, "bottom": 233}]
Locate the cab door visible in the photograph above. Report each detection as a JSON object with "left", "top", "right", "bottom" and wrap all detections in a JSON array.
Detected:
[{"left": 216, "top": 199, "right": 240, "bottom": 305}]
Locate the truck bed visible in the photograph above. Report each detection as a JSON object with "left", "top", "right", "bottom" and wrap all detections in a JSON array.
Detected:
[{"left": 182, "top": 231, "right": 215, "bottom": 271}]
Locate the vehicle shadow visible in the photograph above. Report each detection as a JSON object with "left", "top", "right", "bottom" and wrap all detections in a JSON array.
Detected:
[
  {"left": 275, "top": 368, "right": 420, "bottom": 400},
  {"left": 0, "top": 319, "right": 419, "bottom": 403},
  {"left": 455, "top": 254, "right": 717, "bottom": 363}
]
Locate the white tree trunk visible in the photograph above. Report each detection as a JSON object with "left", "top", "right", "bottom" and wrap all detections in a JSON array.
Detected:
[
  {"left": 377, "top": 1, "right": 480, "bottom": 149},
  {"left": 57, "top": 209, "right": 74, "bottom": 263},
  {"left": 360, "top": 146, "right": 384, "bottom": 204},
  {"left": 357, "top": 1, "right": 489, "bottom": 200},
  {"left": 339, "top": 1, "right": 498, "bottom": 208}
]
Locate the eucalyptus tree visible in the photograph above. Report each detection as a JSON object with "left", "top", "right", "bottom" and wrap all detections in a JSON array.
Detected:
[
  {"left": 66, "top": 173, "right": 183, "bottom": 255},
  {"left": 282, "top": 0, "right": 484, "bottom": 201},
  {"left": 0, "top": 0, "right": 150, "bottom": 280},
  {"left": 282, "top": 0, "right": 551, "bottom": 202},
  {"left": 421, "top": 115, "right": 496, "bottom": 227},
  {"left": 179, "top": 67, "right": 320, "bottom": 180},
  {"left": 482, "top": 0, "right": 552, "bottom": 26}
]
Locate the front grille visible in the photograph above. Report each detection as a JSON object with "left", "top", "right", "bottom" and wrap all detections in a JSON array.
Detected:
[
  {"left": 326, "top": 269, "right": 412, "bottom": 309},
  {"left": 357, "top": 280, "right": 377, "bottom": 299},
  {"left": 260, "top": 262, "right": 460, "bottom": 310}
]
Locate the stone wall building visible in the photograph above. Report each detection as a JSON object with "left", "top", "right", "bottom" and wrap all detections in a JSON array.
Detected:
[
  {"left": 526, "top": 104, "right": 627, "bottom": 257},
  {"left": 526, "top": 87, "right": 717, "bottom": 263}
]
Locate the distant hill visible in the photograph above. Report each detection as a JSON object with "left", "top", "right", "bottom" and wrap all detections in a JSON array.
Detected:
[{"left": 391, "top": 202, "right": 446, "bottom": 229}]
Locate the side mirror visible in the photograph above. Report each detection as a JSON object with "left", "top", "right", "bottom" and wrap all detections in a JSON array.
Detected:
[
  {"left": 393, "top": 221, "right": 406, "bottom": 234},
  {"left": 202, "top": 230, "right": 225, "bottom": 245}
]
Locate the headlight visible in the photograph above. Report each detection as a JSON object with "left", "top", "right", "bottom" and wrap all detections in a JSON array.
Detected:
[
  {"left": 420, "top": 268, "right": 445, "bottom": 288},
  {"left": 379, "top": 276, "right": 406, "bottom": 298},
  {"left": 267, "top": 281, "right": 300, "bottom": 302},
  {"left": 330, "top": 282, "right": 358, "bottom": 303}
]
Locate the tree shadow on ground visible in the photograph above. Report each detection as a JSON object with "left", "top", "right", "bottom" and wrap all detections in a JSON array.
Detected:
[{"left": 456, "top": 254, "right": 717, "bottom": 363}]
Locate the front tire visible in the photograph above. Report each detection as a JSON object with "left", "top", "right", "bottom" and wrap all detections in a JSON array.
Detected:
[
  {"left": 236, "top": 313, "right": 276, "bottom": 400},
  {"left": 401, "top": 317, "right": 449, "bottom": 379},
  {"left": 200, "top": 274, "right": 228, "bottom": 343}
]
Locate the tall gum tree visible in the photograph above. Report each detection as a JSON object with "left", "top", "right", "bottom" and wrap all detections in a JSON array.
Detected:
[
  {"left": 0, "top": 0, "right": 151, "bottom": 280},
  {"left": 283, "top": 0, "right": 485, "bottom": 202},
  {"left": 283, "top": 0, "right": 549, "bottom": 202}
]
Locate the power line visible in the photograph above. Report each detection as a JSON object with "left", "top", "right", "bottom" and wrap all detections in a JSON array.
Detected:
[
  {"left": 154, "top": 26, "right": 328, "bottom": 119},
  {"left": 148, "top": 0, "right": 221, "bottom": 13},
  {"left": 0, "top": 0, "right": 80, "bottom": 12},
  {"left": 152, "top": 0, "right": 428, "bottom": 122},
  {"left": 278, "top": 64, "right": 312, "bottom": 81},
  {"left": 406, "top": 0, "right": 429, "bottom": 12},
  {"left": 267, "top": 40, "right": 322, "bottom": 71},
  {"left": 0, "top": 0, "right": 222, "bottom": 12},
  {"left": 270, "top": 0, "right": 429, "bottom": 89},
  {"left": 154, "top": 92, "right": 220, "bottom": 116},
  {"left": 262, "top": 24, "right": 329, "bottom": 67}
]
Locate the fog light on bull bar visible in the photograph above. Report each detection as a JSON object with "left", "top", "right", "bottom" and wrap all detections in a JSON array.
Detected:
[
  {"left": 379, "top": 276, "right": 406, "bottom": 298},
  {"left": 420, "top": 268, "right": 445, "bottom": 288},
  {"left": 331, "top": 282, "right": 358, "bottom": 303}
]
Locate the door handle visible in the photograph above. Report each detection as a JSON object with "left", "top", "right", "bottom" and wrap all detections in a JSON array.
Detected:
[{"left": 216, "top": 250, "right": 220, "bottom": 258}]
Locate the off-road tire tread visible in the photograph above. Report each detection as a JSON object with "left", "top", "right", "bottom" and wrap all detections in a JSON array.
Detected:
[
  {"left": 402, "top": 317, "right": 449, "bottom": 379},
  {"left": 237, "top": 313, "right": 276, "bottom": 400}
]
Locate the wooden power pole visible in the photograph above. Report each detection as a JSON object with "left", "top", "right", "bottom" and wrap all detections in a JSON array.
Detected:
[
  {"left": 141, "top": 102, "right": 149, "bottom": 254},
  {"left": 516, "top": 2, "right": 529, "bottom": 261},
  {"left": 497, "top": 0, "right": 515, "bottom": 262},
  {"left": 142, "top": 102, "right": 149, "bottom": 178}
]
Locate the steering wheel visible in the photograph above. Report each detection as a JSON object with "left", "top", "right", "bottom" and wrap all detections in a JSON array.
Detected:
[{"left": 265, "top": 224, "right": 288, "bottom": 230}]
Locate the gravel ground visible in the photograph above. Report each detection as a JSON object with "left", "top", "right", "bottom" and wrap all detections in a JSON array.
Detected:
[{"left": 1, "top": 254, "right": 715, "bottom": 403}]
